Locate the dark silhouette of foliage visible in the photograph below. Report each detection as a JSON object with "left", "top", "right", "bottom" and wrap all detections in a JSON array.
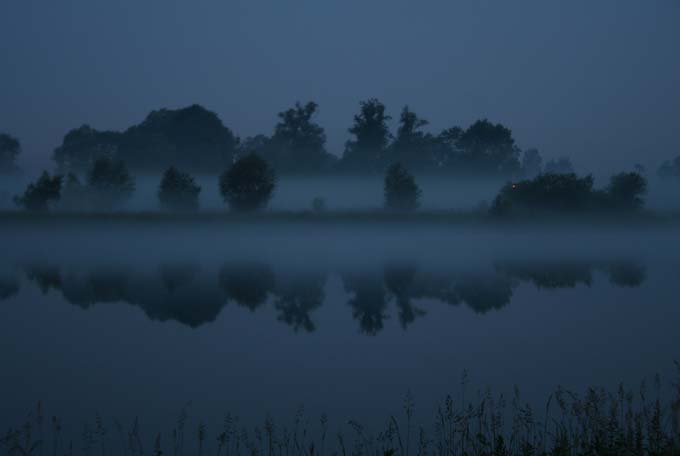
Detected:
[
  {"left": 273, "top": 273, "right": 326, "bottom": 333},
  {"left": 384, "top": 163, "right": 421, "bottom": 211},
  {"left": 86, "top": 157, "right": 135, "bottom": 210},
  {"left": 454, "top": 119, "right": 521, "bottom": 176},
  {"left": 53, "top": 105, "right": 237, "bottom": 173},
  {"left": 14, "top": 171, "right": 63, "bottom": 211},
  {"left": 219, "top": 263, "right": 275, "bottom": 311},
  {"left": 59, "top": 173, "right": 90, "bottom": 211},
  {"left": 219, "top": 153, "right": 275, "bottom": 212},
  {"left": 0, "top": 275, "right": 19, "bottom": 300},
  {"left": 544, "top": 156, "right": 575, "bottom": 174},
  {"left": 606, "top": 172, "right": 647, "bottom": 210},
  {"left": 26, "top": 264, "right": 227, "bottom": 328},
  {"left": 263, "top": 102, "right": 335, "bottom": 174},
  {"left": 24, "top": 265, "right": 63, "bottom": 293},
  {"left": 0, "top": 133, "right": 21, "bottom": 174},
  {"left": 521, "top": 148, "right": 542, "bottom": 178},
  {"left": 343, "top": 274, "right": 388, "bottom": 336},
  {"left": 491, "top": 172, "right": 598, "bottom": 215},
  {"left": 454, "top": 276, "right": 516, "bottom": 314},
  {"left": 341, "top": 99, "right": 392, "bottom": 173},
  {"left": 658, "top": 155, "right": 680, "bottom": 180},
  {"left": 158, "top": 166, "right": 201, "bottom": 212},
  {"left": 605, "top": 261, "right": 647, "bottom": 287},
  {"left": 387, "top": 106, "right": 435, "bottom": 171},
  {"left": 52, "top": 125, "right": 122, "bottom": 172},
  {"left": 497, "top": 261, "right": 594, "bottom": 289},
  {"left": 384, "top": 264, "right": 426, "bottom": 329}
]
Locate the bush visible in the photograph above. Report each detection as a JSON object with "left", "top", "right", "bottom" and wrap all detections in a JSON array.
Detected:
[
  {"left": 219, "top": 154, "right": 275, "bottom": 212},
  {"left": 311, "top": 197, "right": 326, "bottom": 212},
  {"left": 491, "top": 171, "right": 647, "bottom": 216},
  {"left": 491, "top": 172, "right": 596, "bottom": 215},
  {"left": 14, "top": 171, "right": 62, "bottom": 211},
  {"left": 87, "top": 157, "right": 135, "bottom": 210},
  {"left": 384, "top": 163, "right": 421, "bottom": 211},
  {"left": 158, "top": 166, "right": 201, "bottom": 211}
]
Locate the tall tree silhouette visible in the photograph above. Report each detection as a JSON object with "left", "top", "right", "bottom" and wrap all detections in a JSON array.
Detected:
[
  {"left": 265, "top": 102, "right": 334, "bottom": 174},
  {"left": 387, "top": 106, "right": 434, "bottom": 171},
  {"left": 341, "top": 99, "right": 391, "bottom": 173}
]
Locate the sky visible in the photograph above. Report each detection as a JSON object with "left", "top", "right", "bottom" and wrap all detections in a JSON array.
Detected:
[{"left": 1, "top": 0, "right": 679, "bottom": 174}]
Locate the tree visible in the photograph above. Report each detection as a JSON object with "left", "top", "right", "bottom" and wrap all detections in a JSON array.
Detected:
[
  {"left": 387, "top": 106, "right": 435, "bottom": 171},
  {"left": 455, "top": 119, "right": 521, "bottom": 176},
  {"left": 341, "top": 99, "right": 391, "bottom": 173},
  {"left": 52, "top": 125, "right": 122, "bottom": 173},
  {"left": 0, "top": 133, "right": 21, "bottom": 174},
  {"left": 606, "top": 172, "right": 647, "bottom": 211},
  {"left": 265, "top": 101, "right": 333, "bottom": 174},
  {"left": 219, "top": 153, "right": 275, "bottom": 212},
  {"left": 54, "top": 105, "right": 238, "bottom": 173},
  {"left": 384, "top": 163, "right": 421, "bottom": 211},
  {"left": 158, "top": 166, "right": 201, "bottom": 211},
  {"left": 87, "top": 157, "right": 135, "bottom": 210},
  {"left": 59, "top": 173, "right": 90, "bottom": 211},
  {"left": 14, "top": 171, "right": 63, "bottom": 211},
  {"left": 544, "top": 156, "right": 575, "bottom": 174},
  {"left": 521, "top": 148, "right": 542, "bottom": 178}
]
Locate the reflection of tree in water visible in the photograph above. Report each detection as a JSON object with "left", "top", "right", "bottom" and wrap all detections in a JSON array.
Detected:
[
  {"left": 15, "top": 257, "right": 647, "bottom": 333},
  {"left": 24, "top": 265, "right": 62, "bottom": 294},
  {"left": 219, "top": 262, "right": 275, "bottom": 311},
  {"left": 496, "top": 259, "right": 646, "bottom": 290},
  {"left": 23, "top": 264, "right": 227, "bottom": 328},
  {"left": 160, "top": 263, "right": 201, "bottom": 292},
  {"left": 604, "top": 261, "right": 646, "bottom": 288},
  {"left": 342, "top": 273, "right": 388, "bottom": 336},
  {"left": 453, "top": 276, "right": 516, "bottom": 314},
  {"left": 384, "top": 264, "right": 426, "bottom": 329},
  {"left": 0, "top": 275, "right": 19, "bottom": 300},
  {"left": 495, "top": 261, "right": 593, "bottom": 289},
  {"left": 273, "top": 273, "right": 326, "bottom": 333}
]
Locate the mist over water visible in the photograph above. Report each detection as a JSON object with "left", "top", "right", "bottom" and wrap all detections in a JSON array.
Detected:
[
  {"left": 3, "top": 174, "right": 679, "bottom": 212},
  {"left": 1, "top": 223, "right": 679, "bottom": 434}
]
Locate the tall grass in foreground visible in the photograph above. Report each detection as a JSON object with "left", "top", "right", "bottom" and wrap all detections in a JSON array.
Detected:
[{"left": 3, "top": 367, "right": 680, "bottom": 456}]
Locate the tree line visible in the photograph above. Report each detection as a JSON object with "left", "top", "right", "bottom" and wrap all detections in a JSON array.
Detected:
[
  {"left": 0, "top": 101, "right": 676, "bottom": 179},
  {"left": 11, "top": 150, "right": 650, "bottom": 216}
]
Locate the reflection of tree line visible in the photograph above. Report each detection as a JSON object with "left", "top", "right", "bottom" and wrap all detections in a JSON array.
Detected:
[{"left": 0, "top": 259, "right": 647, "bottom": 334}]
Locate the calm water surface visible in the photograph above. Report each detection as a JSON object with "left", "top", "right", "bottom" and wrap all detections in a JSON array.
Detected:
[{"left": 1, "top": 223, "right": 679, "bottom": 434}]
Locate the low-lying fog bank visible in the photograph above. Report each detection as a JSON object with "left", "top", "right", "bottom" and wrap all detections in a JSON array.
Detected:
[{"left": 2, "top": 174, "right": 679, "bottom": 212}]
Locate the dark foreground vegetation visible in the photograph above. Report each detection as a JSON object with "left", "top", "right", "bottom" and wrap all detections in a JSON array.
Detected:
[{"left": 3, "top": 367, "right": 680, "bottom": 456}]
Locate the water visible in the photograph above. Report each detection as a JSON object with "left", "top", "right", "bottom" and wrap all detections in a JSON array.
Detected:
[{"left": 1, "top": 222, "right": 679, "bottom": 436}]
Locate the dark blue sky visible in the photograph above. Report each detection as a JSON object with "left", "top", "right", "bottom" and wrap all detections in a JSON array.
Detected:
[{"left": 1, "top": 0, "right": 679, "bottom": 174}]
